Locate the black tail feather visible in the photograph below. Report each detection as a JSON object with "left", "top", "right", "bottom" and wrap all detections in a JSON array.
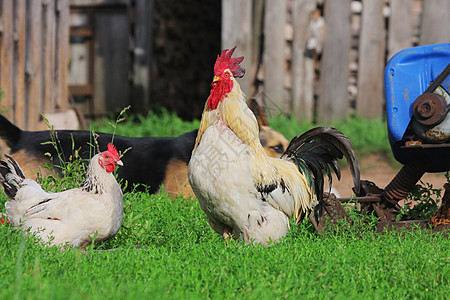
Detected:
[
  {"left": 282, "top": 127, "right": 360, "bottom": 202},
  {"left": 0, "top": 154, "right": 25, "bottom": 199}
]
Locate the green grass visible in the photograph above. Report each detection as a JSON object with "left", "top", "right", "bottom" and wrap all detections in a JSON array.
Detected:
[
  {"left": 268, "top": 113, "right": 392, "bottom": 159},
  {"left": 1, "top": 111, "right": 448, "bottom": 299},
  {"left": 90, "top": 109, "right": 200, "bottom": 138},
  {"left": 1, "top": 191, "right": 449, "bottom": 299}
]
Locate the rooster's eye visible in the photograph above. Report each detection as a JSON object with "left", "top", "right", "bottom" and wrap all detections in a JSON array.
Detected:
[
  {"left": 224, "top": 73, "right": 229, "bottom": 78},
  {"left": 105, "top": 155, "right": 109, "bottom": 159}
]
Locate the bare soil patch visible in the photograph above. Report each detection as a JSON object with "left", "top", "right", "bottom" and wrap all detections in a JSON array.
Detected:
[{"left": 332, "top": 154, "right": 448, "bottom": 198}]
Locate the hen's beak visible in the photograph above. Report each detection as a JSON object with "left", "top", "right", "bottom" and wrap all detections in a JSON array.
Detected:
[{"left": 116, "top": 160, "right": 124, "bottom": 166}]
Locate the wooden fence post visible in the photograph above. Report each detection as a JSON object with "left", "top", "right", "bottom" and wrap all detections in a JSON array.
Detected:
[
  {"left": 420, "top": 0, "right": 450, "bottom": 45},
  {"left": 387, "top": 0, "right": 413, "bottom": 60},
  {"left": 222, "top": 0, "right": 253, "bottom": 98},
  {"left": 263, "top": 0, "right": 286, "bottom": 115},
  {"left": 291, "top": 0, "right": 317, "bottom": 122},
  {"left": 0, "top": 0, "right": 14, "bottom": 118},
  {"left": 28, "top": 0, "right": 43, "bottom": 130},
  {"left": 12, "top": 1, "right": 26, "bottom": 129},
  {"left": 250, "top": 0, "right": 264, "bottom": 98},
  {"left": 317, "top": 0, "right": 351, "bottom": 123},
  {"left": 56, "top": 0, "right": 70, "bottom": 112},
  {"left": 42, "top": 0, "right": 56, "bottom": 115},
  {"left": 356, "top": 0, "right": 386, "bottom": 119}
]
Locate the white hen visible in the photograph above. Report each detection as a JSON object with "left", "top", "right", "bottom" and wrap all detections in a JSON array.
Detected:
[{"left": 1, "top": 143, "right": 123, "bottom": 248}]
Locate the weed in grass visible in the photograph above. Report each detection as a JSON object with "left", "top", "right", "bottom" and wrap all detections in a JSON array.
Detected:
[
  {"left": 38, "top": 152, "right": 88, "bottom": 193},
  {"left": 397, "top": 172, "right": 450, "bottom": 221},
  {"left": 37, "top": 108, "right": 133, "bottom": 192},
  {"left": 37, "top": 115, "right": 92, "bottom": 192}
]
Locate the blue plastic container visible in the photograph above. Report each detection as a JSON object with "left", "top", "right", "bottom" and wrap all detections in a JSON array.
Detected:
[{"left": 384, "top": 43, "right": 450, "bottom": 172}]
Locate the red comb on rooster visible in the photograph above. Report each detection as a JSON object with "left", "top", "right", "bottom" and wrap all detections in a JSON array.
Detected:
[
  {"left": 208, "top": 47, "right": 246, "bottom": 110},
  {"left": 214, "top": 46, "right": 245, "bottom": 78}
]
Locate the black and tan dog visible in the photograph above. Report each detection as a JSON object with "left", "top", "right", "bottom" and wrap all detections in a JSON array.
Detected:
[{"left": 0, "top": 101, "right": 288, "bottom": 198}]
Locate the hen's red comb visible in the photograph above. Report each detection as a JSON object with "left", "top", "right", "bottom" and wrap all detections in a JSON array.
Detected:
[
  {"left": 106, "top": 143, "right": 120, "bottom": 159},
  {"left": 214, "top": 46, "right": 245, "bottom": 78}
]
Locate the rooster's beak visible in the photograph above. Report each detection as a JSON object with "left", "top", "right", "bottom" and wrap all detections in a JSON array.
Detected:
[
  {"left": 116, "top": 160, "right": 123, "bottom": 166},
  {"left": 212, "top": 76, "right": 219, "bottom": 83}
]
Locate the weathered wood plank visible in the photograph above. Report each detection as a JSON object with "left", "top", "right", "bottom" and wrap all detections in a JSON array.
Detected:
[
  {"left": 251, "top": 0, "right": 264, "bottom": 98},
  {"left": 263, "top": 0, "right": 287, "bottom": 114},
  {"left": 41, "top": 0, "right": 51, "bottom": 115},
  {"left": 317, "top": 0, "right": 351, "bottom": 122},
  {"left": 13, "top": 0, "right": 26, "bottom": 128},
  {"left": 0, "top": 0, "right": 13, "bottom": 118},
  {"left": 356, "top": 0, "right": 385, "bottom": 119},
  {"left": 222, "top": 0, "right": 252, "bottom": 97},
  {"left": 0, "top": 0, "right": 70, "bottom": 130},
  {"left": 291, "top": 0, "right": 317, "bottom": 122},
  {"left": 387, "top": 0, "right": 413, "bottom": 60},
  {"left": 45, "top": 0, "right": 56, "bottom": 114},
  {"left": 56, "top": 0, "right": 69, "bottom": 111},
  {"left": 420, "top": 0, "right": 450, "bottom": 45},
  {"left": 27, "top": 0, "right": 43, "bottom": 129}
]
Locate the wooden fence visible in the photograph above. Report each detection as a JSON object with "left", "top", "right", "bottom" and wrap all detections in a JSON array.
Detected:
[
  {"left": 0, "top": 0, "right": 70, "bottom": 130},
  {"left": 223, "top": 0, "right": 450, "bottom": 123},
  {"left": 2, "top": 0, "right": 448, "bottom": 128}
]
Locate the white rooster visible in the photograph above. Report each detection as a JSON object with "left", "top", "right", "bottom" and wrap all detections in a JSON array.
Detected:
[
  {"left": 1, "top": 143, "right": 124, "bottom": 248},
  {"left": 188, "top": 47, "right": 360, "bottom": 245}
]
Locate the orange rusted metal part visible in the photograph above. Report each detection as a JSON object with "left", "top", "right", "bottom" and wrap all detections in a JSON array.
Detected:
[
  {"left": 309, "top": 193, "right": 353, "bottom": 234},
  {"left": 430, "top": 183, "right": 450, "bottom": 227},
  {"left": 383, "top": 163, "right": 425, "bottom": 206},
  {"left": 413, "top": 93, "right": 447, "bottom": 126}
]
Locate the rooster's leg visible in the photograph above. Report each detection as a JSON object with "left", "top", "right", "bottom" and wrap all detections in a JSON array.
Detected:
[
  {"left": 222, "top": 227, "right": 231, "bottom": 240},
  {"left": 222, "top": 226, "right": 236, "bottom": 243}
]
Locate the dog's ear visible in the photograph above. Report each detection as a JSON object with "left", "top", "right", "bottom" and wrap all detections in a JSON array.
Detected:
[{"left": 247, "top": 99, "right": 268, "bottom": 127}]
